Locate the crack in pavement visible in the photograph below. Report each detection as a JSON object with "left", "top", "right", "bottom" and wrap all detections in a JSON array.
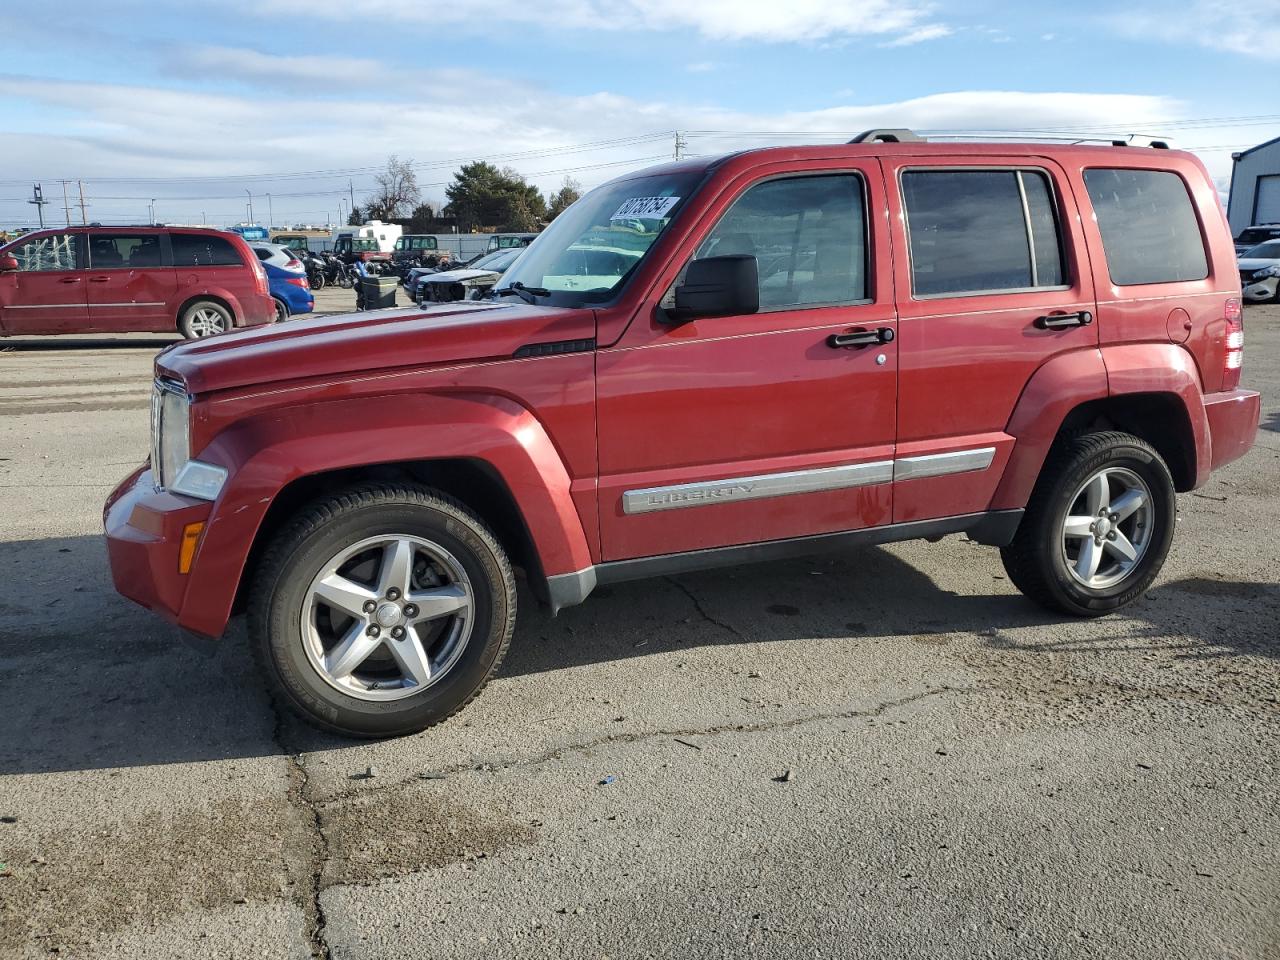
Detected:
[
  {"left": 268, "top": 700, "right": 334, "bottom": 960},
  {"left": 322, "top": 683, "right": 983, "bottom": 809},
  {"left": 664, "top": 575, "right": 746, "bottom": 638}
]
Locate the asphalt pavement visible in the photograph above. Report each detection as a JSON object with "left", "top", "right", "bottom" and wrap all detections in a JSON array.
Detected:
[{"left": 0, "top": 303, "right": 1277, "bottom": 959}]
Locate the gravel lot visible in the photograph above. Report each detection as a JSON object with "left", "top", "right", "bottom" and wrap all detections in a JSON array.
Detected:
[{"left": 0, "top": 303, "right": 1277, "bottom": 959}]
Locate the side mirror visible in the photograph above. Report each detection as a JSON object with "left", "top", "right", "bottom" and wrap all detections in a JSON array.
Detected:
[
  {"left": 669, "top": 255, "right": 759, "bottom": 322},
  {"left": 0, "top": 255, "right": 18, "bottom": 272}
]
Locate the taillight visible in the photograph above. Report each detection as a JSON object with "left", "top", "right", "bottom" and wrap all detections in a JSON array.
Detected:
[
  {"left": 286, "top": 276, "right": 309, "bottom": 289},
  {"left": 1223, "top": 297, "right": 1243, "bottom": 390}
]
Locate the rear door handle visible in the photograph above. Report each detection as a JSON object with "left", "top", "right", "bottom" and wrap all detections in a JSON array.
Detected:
[
  {"left": 89, "top": 275, "right": 111, "bottom": 283},
  {"left": 1034, "top": 310, "right": 1093, "bottom": 330},
  {"left": 828, "top": 326, "right": 895, "bottom": 349},
  {"left": 58, "top": 276, "right": 81, "bottom": 284}
]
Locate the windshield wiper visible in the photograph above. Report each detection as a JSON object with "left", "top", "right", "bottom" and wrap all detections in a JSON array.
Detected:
[{"left": 494, "top": 281, "right": 551, "bottom": 304}]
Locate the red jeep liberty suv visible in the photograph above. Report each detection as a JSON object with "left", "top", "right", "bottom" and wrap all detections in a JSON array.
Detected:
[{"left": 104, "top": 130, "right": 1260, "bottom": 738}]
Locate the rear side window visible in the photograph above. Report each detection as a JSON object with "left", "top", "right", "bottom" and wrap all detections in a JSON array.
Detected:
[
  {"left": 170, "top": 233, "right": 243, "bottom": 267},
  {"left": 1083, "top": 169, "right": 1208, "bottom": 285},
  {"left": 902, "top": 169, "right": 1065, "bottom": 296},
  {"left": 696, "top": 174, "right": 867, "bottom": 309}
]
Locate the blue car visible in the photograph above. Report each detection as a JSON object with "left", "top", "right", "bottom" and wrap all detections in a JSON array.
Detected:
[{"left": 250, "top": 242, "right": 314, "bottom": 321}]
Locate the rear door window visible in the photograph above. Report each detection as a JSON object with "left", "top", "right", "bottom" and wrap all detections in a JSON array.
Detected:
[
  {"left": 170, "top": 233, "right": 243, "bottom": 267},
  {"left": 87, "top": 233, "right": 164, "bottom": 269},
  {"left": 1083, "top": 168, "right": 1208, "bottom": 285},
  {"left": 902, "top": 169, "right": 1065, "bottom": 296}
]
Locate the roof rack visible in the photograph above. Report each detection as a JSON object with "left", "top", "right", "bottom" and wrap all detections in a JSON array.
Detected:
[{"left": 848, "top": 128, "right": 1173, "bottom": 149}]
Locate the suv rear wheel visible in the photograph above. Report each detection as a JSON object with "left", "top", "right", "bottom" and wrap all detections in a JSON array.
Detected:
[
  {"left": 178, "top": 300, "right": 232, "bottom": 339},
  {"left": 248, "top": 484, "right": 516, "bottom": 738},
  {"left": 1000, "top": 431, "right": 1176, "bottom": 617}
]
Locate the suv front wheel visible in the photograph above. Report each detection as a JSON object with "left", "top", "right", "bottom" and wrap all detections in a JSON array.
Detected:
[
  {"left": 248, "top": 484, "right": 517, "bottom": 738},
  {"left": 1001, "top": 431, "right": 1176, "bottom": 617}
]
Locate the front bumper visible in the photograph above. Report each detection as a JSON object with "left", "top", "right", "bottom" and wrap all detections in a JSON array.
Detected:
[
  {"left": 103, "top": 466, "right": 213, "bottom": 628},
  {"left": 1204, "top": 389, "right": 1261, "bottom": 472},
  {"left": 1242, "top": 277, "right": 1278, "bottom": 302}
]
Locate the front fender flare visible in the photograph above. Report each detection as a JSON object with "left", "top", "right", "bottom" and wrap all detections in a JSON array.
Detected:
[{"left": 178, "top": 392, "right": 592, "bottom": 638}]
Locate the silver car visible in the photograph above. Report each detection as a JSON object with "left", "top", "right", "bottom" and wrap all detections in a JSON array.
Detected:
[{"left": 1238, "top": 239, "right": 1280, "bottom": 303}]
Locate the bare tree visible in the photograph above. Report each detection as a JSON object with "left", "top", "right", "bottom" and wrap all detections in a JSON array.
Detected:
[
  {"left": 370, "top": 155, "right": 421, "bottom": 220},
  {"left": 546, "top": 177, "right": 582, "bottom": 220}
]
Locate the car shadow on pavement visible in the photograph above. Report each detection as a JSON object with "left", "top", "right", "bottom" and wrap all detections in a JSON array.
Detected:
[
  {"left": 2, "top": 532, "right": 1276, "bottom": 774},
  {"left": 0, "top": 337, "right": 177, "bottom": 352},
  {"left": 1262, "top": 409, "right": 1280, "bottom": 433}
]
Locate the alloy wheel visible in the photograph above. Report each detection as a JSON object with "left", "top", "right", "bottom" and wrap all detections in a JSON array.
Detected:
[
  {"left": 300, "top": 535, "right": 474, "bottom": 701},
  {"left": 1059, "top": 466, "right": 1155, "bottom": 589}
]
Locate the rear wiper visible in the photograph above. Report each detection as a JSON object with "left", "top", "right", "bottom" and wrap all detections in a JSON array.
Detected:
[{"left": 494, "top": 281, "right": 551, "bottom": 304}]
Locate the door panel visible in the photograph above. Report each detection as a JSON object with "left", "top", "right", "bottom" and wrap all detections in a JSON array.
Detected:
[
  {"left": 0, "top": 232, "right": 87, "bottom": 334},
  {"left": 883, "top": 157, "right": 1099, "bottom": 524},
  {"left": 85, "top": 233, "right": 176, "bottom": 331},
  {"left": 597, "top": 162, "right": 898, "bottom": 562}
]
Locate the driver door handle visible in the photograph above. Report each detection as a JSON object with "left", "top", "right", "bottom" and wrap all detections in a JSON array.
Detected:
[
  {"left": 89, "top": 275, "right": 111, "bottom": 283},
  {"left": 58, "top": 276, "right": 82, "bottom": 284},
  {"left": 1034, "top": 310, "right": 1092, "bottom": 330},
  {"left": 828, "top": 327, "right": 895, "bottom": 349}
]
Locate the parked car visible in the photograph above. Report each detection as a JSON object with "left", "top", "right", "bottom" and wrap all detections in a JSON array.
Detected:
[
  {"left": 401, "top": 264, "right": 440, "bottom": 300},
  {"left": 484, "top": 233, "right": 538, "bottom": 254},
  {"left": 392, "top": 234, "right": 451, "bottom": 270},
  {"left": 250, "top": 242, "right": 315, "bottom": 321},
  {"left": 0, "top": 225, "right": 274, "bottom": 338},
  {"left": 272, "top": 235, "right": 312, "bottom": 253},
  {"left": 1233, "top": 224, "right": 1280, "bottom": 255},
  {"left": 333, "top": 235, "right": 391, "bottom": 267},
  {"left": 417, "top": 247, "right": 522, "bottom": 303},
  {"left": 105, "top": 131, "right": 1259, "bottom": 738},
  {"left": 1238, "top": 238, "right": 1280, "bottom": 302}
]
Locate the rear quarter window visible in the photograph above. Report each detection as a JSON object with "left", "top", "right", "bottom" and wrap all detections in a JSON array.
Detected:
[
  {"left": 170, "top": 233, "right": 244, "bottom": 267},
  {"left": 1083, "top": 168, "right": 1208, "bottom": 285}
]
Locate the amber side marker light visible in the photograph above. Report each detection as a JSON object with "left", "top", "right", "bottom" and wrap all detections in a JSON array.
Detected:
[{"left": 179, "top": 522, "right": 206, "bottom": 574}]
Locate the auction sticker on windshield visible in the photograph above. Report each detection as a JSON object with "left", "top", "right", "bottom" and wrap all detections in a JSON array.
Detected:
[{"left": 611, "top": 196, "right": 681, "bottom": 220}]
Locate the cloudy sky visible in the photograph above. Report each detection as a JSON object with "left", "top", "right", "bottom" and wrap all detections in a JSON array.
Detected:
[{"left": 1, "top": 0, "right": 1276, "bottom": 228}]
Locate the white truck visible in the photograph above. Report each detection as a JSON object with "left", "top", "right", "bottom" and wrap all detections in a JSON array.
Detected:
[{"left": 330, "top": 220, "right": 402, "bottom": 264}]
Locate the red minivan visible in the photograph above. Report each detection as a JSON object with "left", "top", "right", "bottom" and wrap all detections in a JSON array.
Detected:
[{"left": 0, "top": 226, "right": 276, "bottom": 338}]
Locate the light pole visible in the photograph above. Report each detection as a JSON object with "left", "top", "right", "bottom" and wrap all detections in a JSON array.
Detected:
[
  {"left": 245, "top": 188, "right": 254, "bottom": 224},
  {"left": 267, "top": 193, "right": 273, "bottom": 230}
]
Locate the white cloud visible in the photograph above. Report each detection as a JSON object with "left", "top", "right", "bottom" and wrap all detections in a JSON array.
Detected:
[
  {"left": 227, "top": 0, "right": 948, "bottom": 45},
  {"left": 1109, "top": 0, "right": 1280, "bottom": 60},
  {"left": 879, "top": 24, "right": 953, "bottom": 47},
  {"left": 8, "top": 64, "right": 1249, "bottom": 228}
]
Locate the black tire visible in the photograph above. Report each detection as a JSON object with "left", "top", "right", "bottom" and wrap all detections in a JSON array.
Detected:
[
  {"left": 1000, "top": 431, "right": 1176, "bottom": 617},
  {"left": 248, "top": 484, "right": 516, "bottom": 738},
  {"left": 177, "top": 300, "right": 233, "bottom": 339},
  {"left": 273, "top": 298, "right": 289, "bottom": 323}
]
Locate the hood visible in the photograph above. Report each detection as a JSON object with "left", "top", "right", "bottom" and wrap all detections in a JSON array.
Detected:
[
  {"left": 1238, "top": 258, "right": 1280, "bottom": 271},
  {"left": 424, "top": 268, "right": 502, "bottom": 285},
  {"left": 157, "top": 300, "right": 596, "bottom": 395}
]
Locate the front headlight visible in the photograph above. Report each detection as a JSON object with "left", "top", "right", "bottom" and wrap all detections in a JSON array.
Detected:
[
  {"left": 1262, "top": 264, "right": 1280, "bottom": 279},
  {"left": 151, "top": 380, "right": 227, "bottom": 501}
]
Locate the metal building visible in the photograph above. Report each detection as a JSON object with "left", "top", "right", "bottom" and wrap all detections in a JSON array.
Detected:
[{"left": 1228, "top": 136, "right": 1280, "bottom": 236}]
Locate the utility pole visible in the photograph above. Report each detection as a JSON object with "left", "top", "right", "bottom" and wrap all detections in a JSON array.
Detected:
[
  {"left": 148, "top": 199, "right": 156, "bottom": 224},
  {"left": 348, "top": 178, "right": 355, "bottom": 215},
  {"left": 673, "top": 130, "right": 688, "bottom": 160},
  {"left": 60, "top": 181, "right": 72, "bottom": 226},
  {"left": 27, "top": 184, "right": 50, "bottom": 228},
  {"left": 245, "top": 189, "right": 254, "bottom": 224},
  {"left": 267, "top": 193, "right": 273, "bottom": 230},
  {"left": 76, "top": 181, "right": 89, "bottom": 225}
]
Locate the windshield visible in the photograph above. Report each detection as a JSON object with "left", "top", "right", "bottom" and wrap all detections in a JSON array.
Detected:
[
  {"left": 349, "top": 238, "right": 379, "bottom": 251},
  {"left": 1238, "top": 229, "right": 1279, "bottom": 245},
  {"left": 497, "top": 171, "right": 700, "bottom": 305},
  {"left": 467, "top": 249, "right": 520, "bottom": 272},
  {"left": 1242, "top": 240, "right": 1280, "bottom": 260}
]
